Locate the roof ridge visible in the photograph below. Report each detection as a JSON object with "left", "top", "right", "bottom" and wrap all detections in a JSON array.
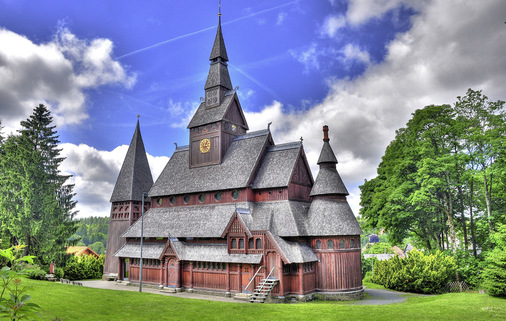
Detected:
[
  {"left": 233, "top": 129, "right": 269, "bottom": 141},
  {"left": 268, "top": 141, "right": 302, "bottom": 151}
]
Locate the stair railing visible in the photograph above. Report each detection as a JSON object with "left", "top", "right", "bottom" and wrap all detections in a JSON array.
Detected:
[{"left": 244, "top": 265, "right": 264, "bottom": 293}]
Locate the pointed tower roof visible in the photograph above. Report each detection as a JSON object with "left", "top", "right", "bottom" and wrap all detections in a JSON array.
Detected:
[
  {"left": 204, "top": 15, "right": 232, "bottom": 91},
  {"left": 310, "top": 126, "right": 348, "bottom": 196},
  {"left": 209, "top": 16, "right": 228, "bottom": 62},
  {"left": 110, "top": 119, "right": 154, "bottom": 202},
  {"left": 317, "top": 125, "right": 338, "bottom": 164}
]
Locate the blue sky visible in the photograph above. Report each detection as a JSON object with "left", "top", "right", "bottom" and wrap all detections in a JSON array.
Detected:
[{"left": 1, "top": 0, "right": 505, "bottom": 218}]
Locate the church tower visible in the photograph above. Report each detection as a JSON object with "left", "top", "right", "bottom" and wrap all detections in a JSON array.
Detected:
[
  {"left": 103, "top": 119, "right": 153, "bottom": 277},
  {"left": 187, "top": 14, "right": 248, "bottom": 168},
  {"left": 307, "top": 125, "right": 363, "bottom": 292}
]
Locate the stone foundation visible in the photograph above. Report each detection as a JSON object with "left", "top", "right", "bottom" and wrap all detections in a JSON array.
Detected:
[{"left": 266, "top": 288, "right": 364, "bottom": 303}]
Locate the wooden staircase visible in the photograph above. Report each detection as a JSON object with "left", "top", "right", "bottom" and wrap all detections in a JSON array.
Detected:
[{"left": 249, "top": 278, "right": 278, "bottom": 303}]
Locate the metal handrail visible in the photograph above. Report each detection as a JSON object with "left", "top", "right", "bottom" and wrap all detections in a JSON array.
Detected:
[
  {"left": 244, "top": 265, "right": 264, "bottom": 292},
  {"left": 256, "top": 267, "right": 277, "bottom": 293},
  {"left": 265, "top": 266, "right": 277, "bottom": 280}
]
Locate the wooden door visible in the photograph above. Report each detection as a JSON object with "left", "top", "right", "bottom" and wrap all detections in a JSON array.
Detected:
[
  {"left": 241, "top": 264, "right": 253, "bottom": 293},
  {"left": 266, "top": 253, "right": 278, "bottom": 278},
  {"left": 167, "top": 259, "right": 177, "bottom": 287}
]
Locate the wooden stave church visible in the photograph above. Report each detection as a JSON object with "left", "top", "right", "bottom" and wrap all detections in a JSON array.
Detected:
[{"left": 103, "top": 15, "right": 363, "bottom": 301}]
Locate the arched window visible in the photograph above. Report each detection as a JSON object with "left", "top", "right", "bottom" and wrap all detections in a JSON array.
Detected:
[
  {"left": 170, "top": 196, "right": 176, "bottom": 205},
  {"left": 214, "top": 192, "right": 222, "bottom": 201},
  {"left": 256, "top": 238, "right": 262, "bottom": 249},
  {"left": 198, "top": 193, "right": 206, "bottom": 203},
  {"left": 327, "top": 240, "right": 334, "bottom": 249},
  {"left": 339, "top": 239, "right": 345, "bottom": 249},
  {"left": 316, "top": 240, "right": 321, "bottom": 249},
  {"left": 249, "top": 238, "right": 254, "bottom": 249},
  {"left": 232, "top": 190, "right": 240, "bottom": 200},
  {"left": 183, "top": 195, "right": 190, "bottom": 204},
  {"left": 231, "top": 239, "right": 237, "bottom": 249},
  {"left": 239, "top": 239, "right": 245, "bottom": 249}
]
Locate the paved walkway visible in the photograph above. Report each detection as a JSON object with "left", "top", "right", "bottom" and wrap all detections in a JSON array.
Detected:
[
  {"left": 351, "top": 288, "right": 407, "bottom": 305},
  {"left": 81, "top": 281, "right": 407, "bottom": 305},
  {"left": 80, "top": 280, "right": 247, "bottom": 303}
]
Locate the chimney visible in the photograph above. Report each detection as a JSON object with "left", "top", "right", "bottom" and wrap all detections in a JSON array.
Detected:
[{"left": 323, "top": 125, "right": 329, "bottom": 142}]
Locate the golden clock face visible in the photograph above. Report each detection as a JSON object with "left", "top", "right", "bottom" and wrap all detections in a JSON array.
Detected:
[{"left": 199, "top": 138, "right": 211, "bottom": 153}]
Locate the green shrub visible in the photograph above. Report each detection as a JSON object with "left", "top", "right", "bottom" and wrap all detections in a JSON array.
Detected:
[
  {"left": 361, "top": 253, "right": 373, "bottom": 279},
  {"left": 25, "top": 264, "right": 47, "bottom": 280},
  {"left": 64, "top": 255, "right": 105, "bottom": 280},
  {"left": 453, "top": 250, "right": 483, "bottom": 289},
  {"left": 364, "top": 242, "right": 394, "bottom": 254},
  {"left": 371, "top": 249, "right": 456, "bottom": 294},
  {"left": 53, "top": 267, "right": 64, "bottom": 279},
  {"left": 482, "top": 224, "right": 506, "bottom": 297}
]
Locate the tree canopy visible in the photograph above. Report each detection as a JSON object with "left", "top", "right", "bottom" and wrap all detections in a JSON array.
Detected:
[
  {"left": 360, "top": 89, "right": 505, "bottom": 254},
  {"left": 0, "top": 104, "right": 77, "bottom": 266}
]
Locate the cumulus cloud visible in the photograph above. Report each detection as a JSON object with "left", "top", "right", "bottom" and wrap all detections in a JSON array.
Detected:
[
  {"left": 341, "top": 43, "right": 371, "bottom": 65},
  {"left": 346, "top": 0, "right": 422, "bottom": 26},
  {"left": 60, "top": 143, "right": 169, "bottom": 218},
  {"left": 289, "top": 43, "right": 333, "bottom": 73},
  {"left": 320, "top": 14, "right": 346, "bottom": 38},
  {"left": 0, "top": 27, "right": 136, "bottom": 130},
  {"left": 251, "top": 0, "right": 506, "bottom": 214}
]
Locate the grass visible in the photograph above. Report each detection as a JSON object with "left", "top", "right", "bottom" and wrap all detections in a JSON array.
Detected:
[{"left": 10, "top": 278, "right": 506, "bottom": 321}]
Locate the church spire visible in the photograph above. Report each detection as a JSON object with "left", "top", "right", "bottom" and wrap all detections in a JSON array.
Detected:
[
  {"left": 110, "top": 118, "right": 154, "bottom": 202},
  {"left": 310, "top": 126, "right": 348, "bottom": 197},
  {"left": 204, "top": 10, "right": 232, "bottom": 96},
  {"left": 210, "top": 3, "right": 228, "bottom": 62}
]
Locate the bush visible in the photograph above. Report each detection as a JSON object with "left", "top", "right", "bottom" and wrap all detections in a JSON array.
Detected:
[
  {"left": 453, "top": 250, "right": 483, "bottom": 289},
  {"left": 482, "top": 224, "right": 506, "bottom": 297},
  {"left": 25, "top": 264, "right": 47, "bottom": 280},
  {"left": 361, "top": 253, "right": 373, "bottom": 279},
  {"left": 364, "top": 242, "right": 394, "bottom": 254},
  {"left": 371, "top": 249, "right": 456, "bottom": 294},
  {"left": 53, "top": 266, "right": 64, "bottom": 279},
  {"left": 64, "top": 255, "right": 105, "bottom": 280}
]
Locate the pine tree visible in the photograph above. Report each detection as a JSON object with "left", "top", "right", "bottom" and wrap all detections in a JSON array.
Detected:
[{"left": 0, "top": 104, "right": 77, "bottom": 265}]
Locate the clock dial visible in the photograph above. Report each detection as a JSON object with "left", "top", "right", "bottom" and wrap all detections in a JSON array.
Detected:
[{"left": 199, "top": 138, "right": 211, "bottom": 153}]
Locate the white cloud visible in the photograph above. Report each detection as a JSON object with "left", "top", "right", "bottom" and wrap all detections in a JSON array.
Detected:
[
  {"left": 341, "top": 43, "right": 371, "bottom": 65},
  {"left": 289, "top": 43, "right": 326, "bottom": 73},
  {"left": 346, "top": 0, "right": 422, "bottom": 26},
  {"left": 251, "top": 0, "right": 506, "bottom": 215},
  {"left": 0, "top": 27, "right": 136, "bottom": 129},
  {"left": 60, "top": 143, "right": 168, "bottom": 218},
  {"left": 277, "top": 12, "right": 288, "bottom": 25},
  {"left": 166, "top": 100, "right": 200, "bottom": 129},
  {"left": 320, "top": 14, "right": 346, "bottom": 38}
]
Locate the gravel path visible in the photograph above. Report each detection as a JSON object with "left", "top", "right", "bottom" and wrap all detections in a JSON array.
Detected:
[{"left": 81, "top": 281, "right": 408, "bottom": 305}]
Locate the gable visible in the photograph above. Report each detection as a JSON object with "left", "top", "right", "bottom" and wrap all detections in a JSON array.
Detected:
[
  {"left": 222, "top": 212, "right": 252, "bottom": 238},
  {"left": 224, "top": 95, "right": 248, "bottom": 129},
  {"left": 290, "top": 150, "right": 313, "bottom": 186}
]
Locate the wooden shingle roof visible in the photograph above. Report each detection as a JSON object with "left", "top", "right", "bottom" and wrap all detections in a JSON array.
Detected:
[
  {"left": 171, "top": 242, "right": 262, "bottom": 264},
  {"left": 306, "top": 198, "right": 362, "bottom": 236},
  {"left": 110, "top": 120, "right": 153, "bottom": 202},
  {"left": 149, "top": 130, "right": 270, "bottom": 197},
  {"left": 252, "top": 142, "right": 302, "bottom": 189},
  {"left": 310, "top": 167, "right": 349, "bottom": 196},
  {"left": 114, "top": 242, "right": 165, "bottom": 259},
  {"left": 121, "top": 204, "right": 241, "bottom": 238}
]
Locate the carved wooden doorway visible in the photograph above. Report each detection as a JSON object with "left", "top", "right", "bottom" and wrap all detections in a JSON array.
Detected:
[
  {"left": 241, "top": 264, "right": 253, "bottom": 293},
  {"left": 167, "top": 259, "right": 177, "bottom": 287}
]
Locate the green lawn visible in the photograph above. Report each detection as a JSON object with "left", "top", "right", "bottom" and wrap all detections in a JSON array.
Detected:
[{"left": 12, "top": 279, "right": 506, "bottom": 321}]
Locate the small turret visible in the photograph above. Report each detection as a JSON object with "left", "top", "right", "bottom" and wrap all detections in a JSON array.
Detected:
[{"left": 310, "top": 125, "right": 348, "bottom": 197}]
